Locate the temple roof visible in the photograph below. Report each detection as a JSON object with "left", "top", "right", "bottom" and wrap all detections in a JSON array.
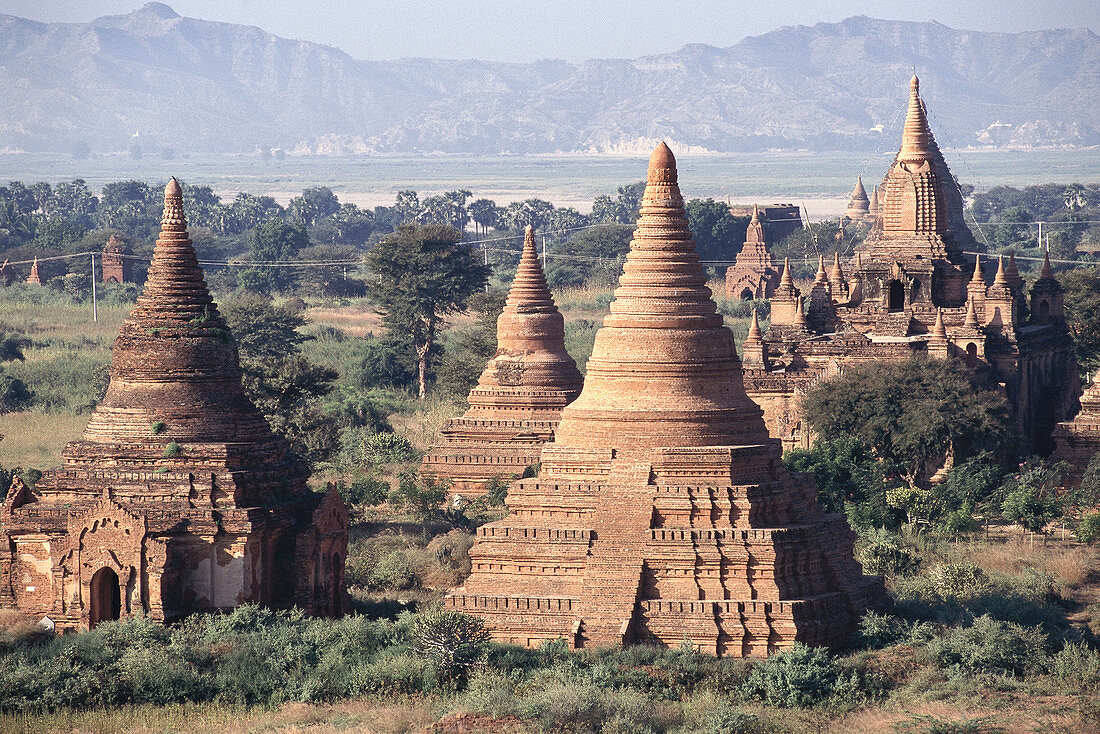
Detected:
[
  {"left": 898, "top": 76, "right": 934, "bottom": 163},
  {"left": 552, "top": 142, "right": 767, "bottom": 451}
]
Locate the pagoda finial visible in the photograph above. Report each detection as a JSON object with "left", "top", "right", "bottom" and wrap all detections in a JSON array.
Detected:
[
  {"left": 26, "top": 256, "right": 40, "bottom": 285},
  {"left": 1040, "top": 250, "right": 1055, "bottom": 280},
  {"left": 779, "top": 257, "right": 793, "bottom": 287},
  {"left": 993, "top": 254, "right": 1008, "bottom": 286},
  {"left": 505, "top": 225, "right": 555, "bottom": 310},
  {"left": 972, "top": 254, "right": 982, "bottom": 280},
  {"left": 751, "top": 203, "right": 760, "bottom": 222},
  {"left": 794, "top": 295, "right": 808, "bottom": 326},
  {"left": 814, "top": 255, "right": 827, "bottom": 285},
  {"left": 898, "top": 74, "right": 933, "bottom": 163},
  {"left": 647, "top": 141, "right": 676, "bottom": 184},
  {"left": 829, "top": 251, "right": 844, "bottom": 282},
  {"left": 932, "top": 308, "right": 947, "bottom": 339},
  {"left": 964, "top": 297, "right": 979, "bottom": 327},
  {"left": 745, "top": 308, "right": 762, "bottom": 343}
]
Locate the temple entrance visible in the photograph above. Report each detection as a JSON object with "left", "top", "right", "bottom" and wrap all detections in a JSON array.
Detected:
[
  {"left": 89, "top": 567, "right": 121, "bottom": 628},
  {"left": 966, "top": 342, "right": 978, "bottom": 368},
  {"left": 740, "top": 288, "right": 754, "bottom": 301},
  {"left": 888, "top": 280, "right": 905, "bottom": 311}
]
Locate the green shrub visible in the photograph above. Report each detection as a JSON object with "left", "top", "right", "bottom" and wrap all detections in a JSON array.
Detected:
[
  {"left": 337, "top": 474, "right": 390, "bottom": 506},
  {"left": 857, "top": 528, "right": 922, "bottom": 576},
  {"left": 410, "top": 608, "right": 492, "bottom": 684},
  {"left": 1049, "top": 641, "right": 1100, "bottom": 689},
  {"left": 361, "top": 432, "right": 417, "bottom": 465},
  {"left": 740, "top": 643, "right": 865, "bottom": 707},
  {"left": 928, "top": 615, "right": 1049, "bottom": 676},
  {"left": 370, "top": 549, "right": 421, "bottom": 590},
  {"left": 857, "top": 611, "right": 911, "bottom": 649},
  {"left": 163, "top": 441, "right": 181, "bottom": 457},
  {"left": 484, "top": 474, "right": 511, "bottom": 506},
  {"left": 1077, "top": 512, "right": 1100, "bottom": 544},
  {"left": 150, "top": 420, "right": 165, "bottom": 434},
  {"left": 928, "top": 562, "right": 990, "bottom": 599},
  {"left": 426, "top": 529, "right": 474, "bottom": 585},
  {"left": 704, "top": 703, "right": 760, "bottom": 734}
]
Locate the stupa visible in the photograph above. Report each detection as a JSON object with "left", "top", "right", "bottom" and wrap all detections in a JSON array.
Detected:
[
  {"left": 743, "top": 78, "right": 1078, "bottom": 455},
  {"left": 422, "top": 226, "right": 583, "bottom": 495},
  {"left": 0, "top": 179, "right": 348, "bottom": 630},
  {"left": 102, "top": 234, "right": 132, "bottom": 283},
  {"left": 724, "top": 204, "right": 780, "bottom": 300},
  {"left": 26, "top": 256, "right": 40, "bottom": 285},
  {"left": 843, "top": 176, "right": 871, "bottom": 222},
  {"left": 447, "top": 144, "right": 885, "bottom": 656}
]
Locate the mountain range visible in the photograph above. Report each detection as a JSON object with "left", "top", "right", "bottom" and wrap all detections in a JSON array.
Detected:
[{"left": 0, "top": 2, "right": 1097, "bottom": 156}]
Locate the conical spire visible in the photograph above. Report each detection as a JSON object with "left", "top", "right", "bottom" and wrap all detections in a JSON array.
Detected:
[
  {"left": 932, "top": 308, "right": 947, "bottom": 339},
  {"left": 793, "top": 295, "right": 808, "bottom": 327},
  {"left": 964, "top": 297, "right": 980, "bottom": 327},
  {"left": 814, "top": 255, "right": 827, "bottom": 285},
  {"left": 779, "top": 257, "right": 794, "bottom": 288},
  {"left": 745, "top": 203, "right": 765, "bottom": 243},
  {"left": 745, "top": 308, "right": 762, "bottom": 344},
  {"left": 852, "top": 175, "right": 867, "bottom": 200},
  {"left": 868, "top": 184, "right": 881, "bottom": 214},
  {"left": 972, "top": 254, "right": 982, "bottom": 280},
  {"left": 26, "top": 256, "right": 40, "bottom": 285},
  {"left": 506, "top": 225, "right": 555, "bottom": 310},
  {"left": 1040, "top": 250, "right": 1055, "bottom": 280},
  {"left": 829, "top": 251, "right": 844, "bottom": 282},
  {"left": 81, "top": 177, "right": 275, "bottom": 450},
  {"left": 553, "top": 142, "right": 767, "bottom": 450},
  {"left": 898, "top": 75, "right": 933, "bottom": 163},
  {"left": 993, "top": 255, "right": 1009, "bottom": 287}
]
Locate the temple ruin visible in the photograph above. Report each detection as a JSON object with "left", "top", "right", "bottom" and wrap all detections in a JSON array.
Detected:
[
  {"left": 743, "top": 77, "right": 1079, "bottom": 454},
  {"left": 1052, "top": 376, "right": 1100, "bottom": 487},
  {"left": 447, "top": 143, "right": 885, "bottom": 656},
  {"left": 102, "top": 234, "right": 132, "bottom": 284},
  {"left": 0, "top": 179, "right": 348, "bottom": 630},
  {"left": 724, "top": 205, "right": 780, "bottom": 300},
  {"left": 422, "top": 226, "right": 583, "bottom": 495},
  {"left": 25, "top": 256, "right": 40, "bottom": 285},
  {"left": 843, "top": 176, "right": 871, "bottom": 222}
]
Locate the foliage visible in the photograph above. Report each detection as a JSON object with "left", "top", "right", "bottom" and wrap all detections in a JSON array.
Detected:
[
  {"left": 484, "top": 475, "right": 511, "bottom": 506},
  {"left": 785, "top": 436, "right": 900, "bottom": 529},
  {"left": 545, "top": 224, "right": 634, "bottom": 288},
  {"left": 893, "top": 714, "right": 1006, "bottom": 734},
  {"left": 998, "top": 460, "right": 1066, "bottom": 532},
  {"left": 1077, "top": 512, "right": 1100, "bottom": 544},
  {"left": 802, "top": 358, "right": 1011, "bottom": 485},
  {"left": 740, "top": 643, "right": 869, "bottom": 708},
  {"left": 365, "top": 225, "right": 490, "bottom": 398},
  {"left": 928, "top": 615, "right": 1049, "bottom": 676},
  {"left": 240, "top": 219, "right": 309, "bottom": 292},
  {"left": 361, "top": 432, "right": 417, "bottom": 465},
  {"left": 410, "top": 608, "right": 492, "bottom": 684},
  {"left": 1060, "top": 267, "right": 1100, "bottom": 378},
  {"left": 856, "top": 528, "right": 923, "bottom": 577},
  {"left": 434, "top": 290, "right": 504, "bottom": 398},
  {"left": 389, "top": 473, "right": 449, "bottom": 522},
  {"left": 335, "top": 475, "right": 390, "bottom": 507},
  {"left": 685, "top": 198, "right": 748, "bottom": 263}
]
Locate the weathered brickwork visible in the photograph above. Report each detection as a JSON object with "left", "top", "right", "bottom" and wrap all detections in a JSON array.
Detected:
[
  {"left": 102, "top": 234, "right": 131, "bottom": 283},
  {"left": 1052, "top": 377, "right": 1100, "bottom": 487},
  {"left": 725, "top": 205, "right": 780, "bottom": 300},
  {"left": 843, "top": 176, "right": 871, "bottom": 223},
  {"left": 745, "top": 77, "right": 1079, "bottom": 456},
  {"left": 0, "top": 179, "right": 349, "bottom": 630},
  {"left": 423, "top": 226, "right": 583, "bottom": 496},
  {"left": 448, "top": 143, "right": 886, "bottom": 656}
]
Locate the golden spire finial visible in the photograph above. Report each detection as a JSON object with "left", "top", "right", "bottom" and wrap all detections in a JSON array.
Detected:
[{"left": 898, "top": 75, "right": 933, "bottom": 163}]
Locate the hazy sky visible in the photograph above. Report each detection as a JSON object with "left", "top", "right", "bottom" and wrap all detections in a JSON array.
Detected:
[{"left": 4, "top": 0, "right": 1098, "bottom": 61}]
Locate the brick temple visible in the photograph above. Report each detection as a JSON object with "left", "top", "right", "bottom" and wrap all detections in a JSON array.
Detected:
[
  {"left": 447, "top": 143, "right": 885, "bottom": 656},
  {"left": 422, "top": 226, "right": 583, "bottom": 496},
  {"left": 101, "top": 234, "right": 131, "bottom": 284},
  {"left": 1052, "top": 372, "right": 1100, "bottom": 487},
  {"left": 0, "top": 179, "right": 348, "bottom": 630},
  {"left": 743, "top": 77, "right": 1079, "bottom": 455},
  {"left": 724, "top": 205, "right": 780, "bottom": 300}
]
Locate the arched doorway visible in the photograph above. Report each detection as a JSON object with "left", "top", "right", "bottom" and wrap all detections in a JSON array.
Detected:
[
  {"left": 888, "top": 280, "right": 905, "bottom": 311},
  {"left": 740, "top": 288, "right": 754, "bottom": 301},
  {"left": 89, "top": 567, "right": 121, "bottom": 628},
  {"left": 965, "top": 342, "right": 978, "bottom": 368}
]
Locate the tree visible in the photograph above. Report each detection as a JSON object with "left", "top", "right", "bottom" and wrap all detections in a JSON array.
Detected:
[
  {"left": 545, "top": 224, "right": 633, "bottom": 287},
  {"left": 468, "top": 198, "right": 500, "bottom": 238},
  {"left": 1061, "top": 268, "right": 1100, "bottom": 379},
  {"left": 0, "top": 324, "right": 31, "bottom": 414},
  {"left": 999, "top": 460, "right": 1066, "bottom": 532},
  {"left": 685, "top": 198, "right": 748, "bottom": 262},
  {"left": 802, "top": 358, "right": 1011, "bottom": 487},
  {"left": 365, "top": 225, "right": 490, "bottom": 398},
  {"left": 243, "top": 219, "right": 308, "bottom": 292},
  {"left": 435, "top": 291, "right": 505, "bottom": 398},
  {"left": 784, "top": 436, "right": 901, "bottom": 529},
  {"left": 289, "top": 187, "right": 341, "bottom": 227}
]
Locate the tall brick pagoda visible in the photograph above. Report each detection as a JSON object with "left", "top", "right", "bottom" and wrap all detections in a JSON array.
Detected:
[
  {"left": 0, "top": 179, "right": 348, "bottom": 630},
  {"left": 744, "top": 77, "right": 1078, "bottom": 455},
  {"left": 422, "top": 226, "right": 583, "bottom": 496},
  {"left": 724, "top": 204, "right": 780, "bottom": 300},
  {"left": 448, "top": 143, "right": 885, "bottom": 656}
]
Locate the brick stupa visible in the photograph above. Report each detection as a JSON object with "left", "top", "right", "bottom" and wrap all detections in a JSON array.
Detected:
[
  {"left": 0, "top": 179, "right": 348, "bottom": 630},
  {"left": 843, "top": 175, "right": 871, "bottom": 222},
  {"left": 724, "top": 204, "right": 780, "bottom": 300},
  {"left": 423, "top": 226, "right": 583, "bottom": 495},
  {"left": 448, "top": 144, "right": 885, "bottom": 656}
]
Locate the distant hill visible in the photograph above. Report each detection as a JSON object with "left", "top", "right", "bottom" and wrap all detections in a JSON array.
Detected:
[{"left": 1, "top": 3, "right": 1097, "bottom": 155}]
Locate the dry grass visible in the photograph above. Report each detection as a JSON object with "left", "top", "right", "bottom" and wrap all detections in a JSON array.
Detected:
[
  {"left": 0, "top": 698, "right": 439, "bottom": 734},
  {"left": 0, "top": 410, "right": 88, "bottom": 470},
  {"left": 390, "top": 396, "right": 465, "bottom": 455},
  {"left": 0, "top": 302, "right": 127, "bottom": 344},
  {"left": 951, "top": 533, "right": 1100, "bottom": 590}
]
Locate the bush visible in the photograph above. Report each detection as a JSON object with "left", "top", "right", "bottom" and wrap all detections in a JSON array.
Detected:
[
  {"left": 1077, "top": 512, "right": 1100, "bottom": 544},
  {"left": 857, "top": 528, "right": 922, "bottom": 577},
  {"left": 0, "top": 371, "right": 33, "bottom": 413},
  {"left": 361, "top": 432, "right": 417, "bottom": 465},
  {"left": 484, "top": 474, "right": 511, "bottom": 506},
  {"left": 1049, "top": 641, "right": 1100, "bottom": 689},
  {"left": 740, "top": 643, "right": 866, "bottom": 707},
  {"left": 370, "top": 550, "right": 421, "bottom": 590},
  {"left": 928, "top": 562, "right": 989, "bottom": 600},
  {"left": 928, "top": 615, "right": 1049, "bottom": 676},
  {"left": 704, "top": 703, "right": 760, "bottom": 734},
  {"left": 410, "top": 608, "right": 492, "bottom": 684},
  {"left": 338, "top": 474, "right": 390, "bottom": 506}
]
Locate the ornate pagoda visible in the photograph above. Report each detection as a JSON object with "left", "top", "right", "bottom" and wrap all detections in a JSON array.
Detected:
[
  {"left": 447, "top": 143, "right": 885, "bottom": 656},
  {"left": 0, "top": 179, "right": 348, "bottom": 630},
  {"left": 725, "top": 204, "right": 780, "bottom": 300}
]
